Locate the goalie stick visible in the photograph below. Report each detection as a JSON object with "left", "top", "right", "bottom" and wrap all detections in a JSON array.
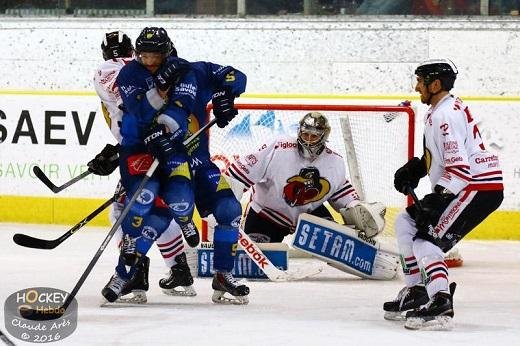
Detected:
[
  {"left": 32, "top": 144, "right": 120, "bottom": 193},
  {"left": 13, "top": 194, "right": 119, "bottom": 250},
  {"left": 238, "top": 229, "right": 324, "bottom": 282},
  {"left": 19, "top": 119, "right": 217, "bottom": 321}
]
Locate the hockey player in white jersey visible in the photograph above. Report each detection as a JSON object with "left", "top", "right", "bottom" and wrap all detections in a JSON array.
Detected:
[
  {"left": 226, "top": 112, "right": 395, "bottom": 281},
  {"left": 88, "top": 31, "right": 195, "bottom": 303},
  {"left": 384, "top": 59, "right": 504, "bottom": 330}
]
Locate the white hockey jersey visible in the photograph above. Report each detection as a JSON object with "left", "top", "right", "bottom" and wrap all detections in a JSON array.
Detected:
[
  {"left": 93, "top": 57, "right": 133, "bottom": 143},
  {"left": 423, "top": 94, "right": 503, "bottom": 194},
  {"left": 227, "top": 136, "right": 360, "bottom": 229}
]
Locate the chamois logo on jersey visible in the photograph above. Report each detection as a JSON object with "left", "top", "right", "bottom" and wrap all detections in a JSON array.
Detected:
[
  {"left": 4, "top": 287, "right": 78, "bottom": 343},
  {"left": 185, "top": 113, "right": 201, "bottom": 155},
  {"left": 282, "top": 167, "right": 330, "bottom": 207}
]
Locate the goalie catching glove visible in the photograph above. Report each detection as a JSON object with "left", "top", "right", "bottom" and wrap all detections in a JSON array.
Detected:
[{"left": 340, "top": 201, "right": 386, "bottom": 238}]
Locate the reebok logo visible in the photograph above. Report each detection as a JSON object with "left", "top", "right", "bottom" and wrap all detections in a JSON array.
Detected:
[{"left": 238, "top": 233, "right": 268, "bottom": 269}]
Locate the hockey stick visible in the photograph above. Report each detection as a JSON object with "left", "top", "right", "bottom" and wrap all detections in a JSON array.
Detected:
[
  {"left": 407, "top": 187, "right": 439, "bottom": 239},
  {"left": 238, "top": 229, "right": 324, "bottom": 282},
  {"left": 13, "top": 194, "right": 119, "bottom": 250},
  {"left": 32, "top": 144, "right": 120, "bottom": 193},
  {"left": 19, "top": 119, "right": 217, "bottom": 321},
  {"left": 33, "top": 166, "right": 92, "bottom": 193},
  {"left": 0, "top": 329, "right": 15, "bottom": 346}
]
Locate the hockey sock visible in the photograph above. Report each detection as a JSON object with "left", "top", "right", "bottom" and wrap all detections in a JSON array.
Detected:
[
  {"left": 213, "top": 225, "right": 239, "bottom": 272},
  {"left": 156, "top": 232, "right": 184, "bottom": 268}
]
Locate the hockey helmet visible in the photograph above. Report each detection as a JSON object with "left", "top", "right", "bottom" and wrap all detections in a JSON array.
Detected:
[
  {"left": 415, "top": 58, "right": 458, "bottom": 91},
  {"left": 297, "top": 112, "right": 331, "bottom": 160},
  {"left": 101, "top": 31, "right": 133, "bottom": 60},
  {"left": 135, "top": 27, "right": 173, "bottom": 56}
]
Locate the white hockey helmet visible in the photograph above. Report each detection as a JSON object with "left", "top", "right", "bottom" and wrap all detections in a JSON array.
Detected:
[{"left": 297, "top": 112, "right": 331, "bottom": 160}]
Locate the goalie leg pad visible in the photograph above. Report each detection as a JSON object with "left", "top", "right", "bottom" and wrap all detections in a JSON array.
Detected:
[{"left": 293, "top": 213, "right": 399, "bottom": 280}]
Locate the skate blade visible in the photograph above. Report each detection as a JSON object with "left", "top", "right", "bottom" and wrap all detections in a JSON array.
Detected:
[
  {"left": 162, "top": 286, "right": 197, "bottom": 297},
  {"left": 99, "top": 291, "right": 147, "bottom": 307},
  {"left": 116, "top": 290, "right": 148, "bottom": 304},
  {"left": 211, "top": 290, "right": 249, "bottom": 305},
  {"left": 384, "top": 311, "right": 406, "bottom": 321},
  {"left": 404, "top": 316, "right": 453, "bottom": 331}
]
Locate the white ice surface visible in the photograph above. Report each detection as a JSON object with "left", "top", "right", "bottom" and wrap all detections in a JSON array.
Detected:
[{"left": 0, "top": 223, "right": 519, "bottom": 346}]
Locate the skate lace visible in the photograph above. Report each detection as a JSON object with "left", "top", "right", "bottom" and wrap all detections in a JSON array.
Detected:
[
  {"left": 221, "top": 271, "right": 239, "bottom": 287},
  {"left": 394, "top": 286, "right": 411, "bottom": 310},
  {"left": 109, "top": 275, "right": 127, "bottom": 293}
]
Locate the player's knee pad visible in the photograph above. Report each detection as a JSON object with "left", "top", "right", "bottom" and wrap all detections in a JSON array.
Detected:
[
  {"left": 163, "top": 180, "right": 195, "bottom": 222},
  {"left": 213, "top": 225, "right": 239, "bottom": 272},
  {"left": 213, "top": 196, "right": 242, "bottom": 228},
  {"left": 394, "top": 211, "right": 416, "bottom": 245}
]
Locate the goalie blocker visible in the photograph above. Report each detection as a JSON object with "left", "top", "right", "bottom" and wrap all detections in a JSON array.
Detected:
[{"left": 292, "top": 213, "right": 400, "bottom": 280}]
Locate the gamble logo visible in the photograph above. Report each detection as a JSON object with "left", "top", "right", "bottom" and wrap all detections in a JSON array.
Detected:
[{"left": 4, "top": 287, "right": 77, "bottom": 343}]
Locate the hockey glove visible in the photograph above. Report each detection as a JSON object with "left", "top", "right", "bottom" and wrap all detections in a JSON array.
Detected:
[
  {"left": 212, "top": 86, "right": 238, "bottom": 128},
  {"left": 144, "top": 124, "right": 184, "bottom": 163},
  {"left": 154, "top": 60, "right": 189, "bottom": 92},
  {"left": 412, "top": 192, "right": 456, "bottom": 244},
  {"left": 394, "top": 157, "right": 427, "bottom": 194},
  {"left": 87, "top": 143, "right": 120, "bottom": 176}
]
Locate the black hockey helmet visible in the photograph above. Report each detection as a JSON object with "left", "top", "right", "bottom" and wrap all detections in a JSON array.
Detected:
[
  {"left": 135, "top": 27, "right": 173, "bottom": 56},
  {"left": 415, "top": 58, "right": 458, "bottom": 91},
  {"left": 101, "top": 31, "right": 133, "bottom": 60}
]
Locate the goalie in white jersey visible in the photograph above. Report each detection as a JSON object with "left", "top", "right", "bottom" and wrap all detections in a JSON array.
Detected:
[
  {"left": 89, "top": 31, "right": 196, "bottom": 303},
  {"left": 227, "top": 112, "right": 386, "bottom": 244},
  {"left": 384, "top": 59, "right": 504, "bottom": 330}
]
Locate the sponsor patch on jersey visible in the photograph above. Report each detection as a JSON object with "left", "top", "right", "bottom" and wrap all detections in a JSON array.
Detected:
[
  {"left": 127, "top": 153, "right": 154, "bottom": 175},
  {"left": 168, "top": 202, "right": 191, "bottom": 213},
  {"left": 175, "top": 82, "right": 197, "bottom": 99},
  {"left": 141, "top": 226, "right": 158, "bottom": 240},
  {"left": 137, "top": 189, "right": 155, "bottom": 205},
  {"left": 245, "top": 154, "right": 258, "bottom": 166}
]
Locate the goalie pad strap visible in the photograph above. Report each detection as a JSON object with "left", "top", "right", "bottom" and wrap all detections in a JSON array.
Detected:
[{"left": 340, "top": 201, "right": 386, "bottom": 238}]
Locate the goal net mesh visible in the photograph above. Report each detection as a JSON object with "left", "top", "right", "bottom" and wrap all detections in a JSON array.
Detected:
[{"left": 207, "top": 103, "right": 414, "bottom": 239}]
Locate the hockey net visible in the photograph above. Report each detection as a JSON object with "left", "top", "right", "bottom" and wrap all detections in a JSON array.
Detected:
[{"left": 204, "top": 103, "right": 414, "bottom": 240}]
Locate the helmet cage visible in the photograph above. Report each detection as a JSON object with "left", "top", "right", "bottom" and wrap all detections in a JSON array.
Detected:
[{"left": 297, "top": 112, "right": 331, "bottom": 160}]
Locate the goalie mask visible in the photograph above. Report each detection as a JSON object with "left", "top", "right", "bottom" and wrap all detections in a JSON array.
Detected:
[
  {"left": 297, "top": 112, "right": 331, "bottom": 160},
  {"left": 101, "top": 31, "right": 133, "bottom": 60},
  {"left": 414, "top": 58, "right": 458, "bottom": 91}
]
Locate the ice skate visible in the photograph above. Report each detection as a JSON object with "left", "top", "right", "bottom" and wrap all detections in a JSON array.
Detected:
[
  {"left": 180, "top": 221, "right": 200, "bottom": 248},
  {"left": 211, "top": 271, "right": 249, "bottom": 305},
  {"left": 101, "top": 273, "right": 129, "bottom": 305},
  {"left": 116, "top": 256, "right": 150, "bottom": 304},
  {"left": 404, "top": 282, "right": 457, "bottom": 331},
  {"left": 159, "top": 253, "right": 197, "bottom": 296},
  {"left": 383, "top": 285, "right": 428, "bottom": 321}
]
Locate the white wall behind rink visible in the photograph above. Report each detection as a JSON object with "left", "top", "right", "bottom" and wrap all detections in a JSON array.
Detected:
[{"left": 0, "top": 17, "right": 518, "bottom": 210}]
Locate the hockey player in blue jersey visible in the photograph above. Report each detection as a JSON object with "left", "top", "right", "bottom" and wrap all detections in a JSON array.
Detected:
[
  {"left": 101, "top": 27, "right": 199, "bottom": 303},
  {"left": 161, "top": 35, "right": 250, "bottom": 304}
]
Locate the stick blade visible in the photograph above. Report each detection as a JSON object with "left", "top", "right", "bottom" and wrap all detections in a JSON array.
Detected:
[
  {"left": 32, "top": 165, "right": 60, "bottom": 193},
  {"left": 13, "top": 233, "right": 57, "bottom": 250}
]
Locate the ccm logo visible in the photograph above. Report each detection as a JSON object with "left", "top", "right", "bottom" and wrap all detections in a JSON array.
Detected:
[{"left": 238, "top": 233, "right": 268, "bottom": 269}]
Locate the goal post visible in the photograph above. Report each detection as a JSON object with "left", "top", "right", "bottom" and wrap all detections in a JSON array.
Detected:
[{"left": 204, "top": 103, "right": 415, "bottom": 239}]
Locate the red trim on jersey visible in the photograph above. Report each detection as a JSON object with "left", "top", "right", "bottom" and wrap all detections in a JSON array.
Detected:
[
  {"left": 464, "top": 183, "right": 504, "bottom": 191},
  {"left": 409, "top": 268, "right": 420, "bottom": 275},
  {"left": 264, "top": 206, "right": 293, "bottom": 225},
  {"left": 229, "top": 163, "right": 254, "bottom": 186},
  {"left": 329, "top": 188, "right": 356, "bottom": 202},
  {"left": 405, "top": 256, "right": 416, "bottom": 261},
  {"left": 445, "top": 167, "right": 471, "bottom": 181},
  {"left": 473, "top": 170, "right": 503, "bottom": 178}
]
